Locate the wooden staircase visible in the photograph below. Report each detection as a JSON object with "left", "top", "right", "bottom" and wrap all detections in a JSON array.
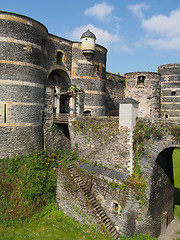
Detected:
[{"left": 67, "top": 163, "right": 120, "bottom": 240}]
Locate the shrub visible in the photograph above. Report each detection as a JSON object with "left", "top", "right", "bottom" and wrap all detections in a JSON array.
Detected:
[{"left": 0, "top": 151, "right": 59, "bottom": 225}]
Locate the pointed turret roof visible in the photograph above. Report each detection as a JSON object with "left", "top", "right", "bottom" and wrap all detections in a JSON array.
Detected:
[{"left": 80, "top": 29, "right": 96, "bottom": 40}]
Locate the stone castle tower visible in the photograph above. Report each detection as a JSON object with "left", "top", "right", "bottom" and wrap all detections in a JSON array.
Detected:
[{"left": 0, "top": 11, "right": 180, "bottom": 159}]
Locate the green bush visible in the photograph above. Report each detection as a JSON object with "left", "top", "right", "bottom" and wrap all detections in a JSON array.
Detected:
[{"left": 0, "top": 151, "right": 59, "bottom": 225}]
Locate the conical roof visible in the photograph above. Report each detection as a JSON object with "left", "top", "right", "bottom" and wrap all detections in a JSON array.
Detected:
[{"left": 80, "top": 29, "right": 96, "bottom": 40}]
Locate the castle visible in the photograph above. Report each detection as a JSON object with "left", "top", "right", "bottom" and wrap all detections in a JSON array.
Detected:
[
  {"left": 0, "top": 11, "right": 179, "bottom": 159},
  {"left": 1, "top": 11, "right": 180, "bottom": 238}
]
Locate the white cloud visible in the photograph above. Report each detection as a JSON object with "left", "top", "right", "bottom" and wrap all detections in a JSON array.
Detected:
[
  {"left": 135, "top": 6, "right": 180, "bottom": 52},
  {"left": 138, "top": 37, "right": 180, "bottom": 51},
  {"left": 142, "top": 7, "right": 180, "bottom": 37},
  {"left": 113, "top": 44, "right": 133, "bottom": 53},
  {"left": 84, "top": 2, "right": 114, "bottom": 20},
  {"left": 67, "top": 24, "right": 120, "bottom": 49},
  {"left": 128, "top": 2, "right": 149, "bottom": 19}
]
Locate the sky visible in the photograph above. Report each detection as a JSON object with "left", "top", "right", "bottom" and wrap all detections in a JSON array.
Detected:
[{"left": 1, "top": 0, "right": 180, "bottom": 75}]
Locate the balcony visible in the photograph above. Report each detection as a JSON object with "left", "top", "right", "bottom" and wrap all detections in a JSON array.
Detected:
[{"left": 53, "top": 113, "right": 69, "bottom": 124}]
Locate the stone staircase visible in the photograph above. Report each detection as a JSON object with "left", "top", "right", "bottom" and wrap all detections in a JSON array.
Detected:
[{"left": 67, "top": 163, "right": 120, "bottom": 240}]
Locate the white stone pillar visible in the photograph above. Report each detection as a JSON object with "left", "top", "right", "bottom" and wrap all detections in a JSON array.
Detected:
[{"left": 119, "top": 98, "right": 139, "bottom": 174}]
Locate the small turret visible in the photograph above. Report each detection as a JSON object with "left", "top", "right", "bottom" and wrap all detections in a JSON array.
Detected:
[{"left": 80, "top": 29, "right": 96, "bottom": 60}]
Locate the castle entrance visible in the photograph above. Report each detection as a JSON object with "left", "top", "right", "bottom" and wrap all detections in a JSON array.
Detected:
[
  {"left": 48, "top": 68, "right": 71, "bottom": 123},
  {"left": 149, "top": 147, "right": 180, "bottom": 236}
]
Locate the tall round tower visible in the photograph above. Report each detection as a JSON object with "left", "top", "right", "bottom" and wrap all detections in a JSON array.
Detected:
[
  {"left": 158, "top": 64, "right": 180, "bottom": 119},
  {"left": 0, "top": 11, "right": 48, "bottom": 158},
  {"left": 71, "top": 30, "right": 107, "bottom": 117},
  {"left": 125, "top": 72, "right": 161, "bottom": 118}
]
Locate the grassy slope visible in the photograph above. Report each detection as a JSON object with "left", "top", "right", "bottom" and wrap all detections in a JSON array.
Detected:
[
  {"left": 4, "top": 147, "right": 180, "bottom": 240},
  {"left": 0, "top": 205, "right": 112, "bottom": 240},
  {"left": 173, "top": 148, "right": 180, "bottom": 219}
]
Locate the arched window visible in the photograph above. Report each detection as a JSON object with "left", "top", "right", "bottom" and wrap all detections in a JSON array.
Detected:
[
  {"left": 137, "top": 75, "right": 145, "bottom": 86},
  {"left": 83, "top": 110, "right": 91, "bottom": 116}
]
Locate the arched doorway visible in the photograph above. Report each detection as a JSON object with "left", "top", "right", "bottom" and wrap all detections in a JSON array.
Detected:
[
  {"left": 44, "top": 68, "right": 72, "bottom": 152},
  {"left": 149, "top": 147, "right": 180, "bottom": 236},
  {"left": 48, "top": 68, "right": 71, "bottom": 120}
]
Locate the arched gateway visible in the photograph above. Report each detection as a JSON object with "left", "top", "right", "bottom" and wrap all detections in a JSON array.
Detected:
[{"left": 137, "top": 137, "right": 180, "bottom": 237}]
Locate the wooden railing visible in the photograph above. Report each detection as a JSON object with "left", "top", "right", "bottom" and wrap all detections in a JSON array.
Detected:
[{"left": 53, "top": 113, "right": 69, "bottom": 124}]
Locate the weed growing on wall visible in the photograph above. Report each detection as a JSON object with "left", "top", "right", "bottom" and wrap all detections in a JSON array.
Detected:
[
  {"left": 72, "top": 117, "right": 119, "bottom": 144},
  {"left": 108, "top": 173, "right": 147, "bottom": 207}
]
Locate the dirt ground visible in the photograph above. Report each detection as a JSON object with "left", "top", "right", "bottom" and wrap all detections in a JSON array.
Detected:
[{"left": 158, "top": 217, "right": 180, "bottom": 240}]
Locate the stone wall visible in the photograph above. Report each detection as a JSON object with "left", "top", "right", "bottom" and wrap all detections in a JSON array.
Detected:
[
  {"left": 69, "top": 116, "right": 132, "bottom": 173},
  {"left": 106, "top": 72, "right": 125, "bottom": 115},
  {"left": 158, "top": 64, "right": 180, "bottom": 119},
  {"left": 125, "top": 72, "right": 161, "bottom": 118},
  {"left": 66, "top": 117, "right": 180, "bottom": 237},
  {"left": 132, "top": 118, "right": 180, "bottom": 237},
  {"left": 56, "top": 166, "right": 100, "bottom": 226},
  {"left": 0, "top": 11, "right": 47, "bottom": 158}
]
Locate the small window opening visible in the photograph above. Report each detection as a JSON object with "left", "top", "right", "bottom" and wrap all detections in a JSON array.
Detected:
[
  {"left": 112, "top": 202, "right": 119, "bottom": 213},
  {"left": 57, "top": 51, "right": 63, "bottom": 65},
  {"left": 4, "top": 104, "right": 6, "bottom": 123},
  {"left": 96, "top": 65, "right": 100, "bottom": 75},
  {"left": 137, "top": 76, "right": 145, "bottom": 86},
  {"left": 165, "top": 114, "right": 169, "bottom": 118},
  {"left": 171, "top": 91, "right": 176, "bottom": 96},
  {"left": 83, "top": 110, "right": 91, "bottom": 116}
]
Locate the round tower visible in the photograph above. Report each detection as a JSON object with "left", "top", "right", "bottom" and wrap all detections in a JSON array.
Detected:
[
  {"left": 158, "top": 64, "right": 180, "bottom": 119},
  {"left": 125, "top": 72, "right": 161, "bottom": 118},
  {"left": 0, "top": 11, "right": 48, "bottom": 158},
  {"left": 71, "top": 30, "right": 107, "bottom": 117}
]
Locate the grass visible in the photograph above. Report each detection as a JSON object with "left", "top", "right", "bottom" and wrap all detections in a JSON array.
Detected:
[
  {"left": 173, "top": 148, "right": 180, "bottom": 219},
  {"left": 0, "top": 204, "right": 113, "bottom": 240},
  {"left": 0, "top": 204, "right": 157, "bottom": 240}
]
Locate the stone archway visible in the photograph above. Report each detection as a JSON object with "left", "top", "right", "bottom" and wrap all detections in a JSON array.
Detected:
[
  {"left": 149, "top": 147, "right": 175, "bottom": 236},
  {"left": 137, "top": 138, "right": 180, "bottom": 237},
  {"left": 44, "top": 67, "right": 72, "bottom": 153},
  {"left": 47, "top": 68, "right": 71, "bottom": 115}
]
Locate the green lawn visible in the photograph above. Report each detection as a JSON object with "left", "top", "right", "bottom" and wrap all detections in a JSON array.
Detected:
[
  {"left": 0, "top": 205, "right": 113, "bottom": 240},
  {"left": 173, "top": 148, "right": 180, "bottom": 219}
]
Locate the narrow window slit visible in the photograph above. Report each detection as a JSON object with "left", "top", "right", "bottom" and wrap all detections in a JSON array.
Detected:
[{"left": 4, "top": 104, "right": 6, "bottom": 123}]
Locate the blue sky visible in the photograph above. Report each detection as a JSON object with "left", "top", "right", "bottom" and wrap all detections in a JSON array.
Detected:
[{"left": 1, "top": 0, "right": 180, "bottom": 75}]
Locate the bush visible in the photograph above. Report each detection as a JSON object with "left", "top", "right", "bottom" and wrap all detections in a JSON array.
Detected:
[{"left": 0, "top": 151, "right": 58, "bottom": 225}]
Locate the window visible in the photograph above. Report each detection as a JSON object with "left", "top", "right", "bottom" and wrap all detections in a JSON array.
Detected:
[
  {"left": 57, "top": 51, "right": 63, "bottom": 65},
  {"left": 165, "top": 114, "right": 169, "bottom": 118},
  {"left": 171, "top": 91, "right": 176, "bottom": 96},
  {"left": 113, "top": 202, "right": 119, "bottom": 213},
  {"left": 3, "top": 104, "right": 6, "bottom": 123},
  {"left": 137, "top": 76, "right": 145, "bottom": 86},
  {"left": 83, "top": 110, "right": 91, "bottom": 116}
]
